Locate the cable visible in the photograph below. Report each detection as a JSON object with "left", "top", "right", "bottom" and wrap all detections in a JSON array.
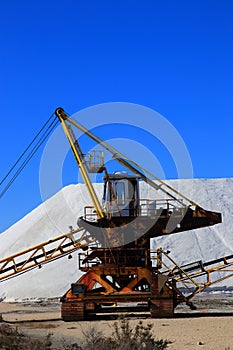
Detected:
[
  {"left": 0, "top": 115, "right": 59, "bottom": 199},
  {"left": 0, "top": 112, "right": 55, "bottom": 186},
  {"left": 0, "top": 116, "right": 59, "bottom": 198}
]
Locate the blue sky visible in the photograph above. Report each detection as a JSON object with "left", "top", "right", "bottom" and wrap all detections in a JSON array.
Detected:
[{"left": 0, "top": 0, "right": 232, "bottom": 231}]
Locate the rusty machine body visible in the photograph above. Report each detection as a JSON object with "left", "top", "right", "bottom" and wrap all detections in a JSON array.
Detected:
[
  {"left": 54, "top": 108, "right": 223, "bottom": 321},
  {"left": 1, "top": 107, "right": 233, "bottom": 321}
]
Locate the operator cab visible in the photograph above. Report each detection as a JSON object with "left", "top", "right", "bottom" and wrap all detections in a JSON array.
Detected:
[{"left": 102, "top": 172, "right": 140, "bottom": 218}]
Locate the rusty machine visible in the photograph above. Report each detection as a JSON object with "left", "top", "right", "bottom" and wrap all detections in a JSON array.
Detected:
[
  {"left": 54, "top": 108, "right": 223, "bottom": 320},
  {"left": 1, "top": 107, "right": 233, "bottom": 321}
]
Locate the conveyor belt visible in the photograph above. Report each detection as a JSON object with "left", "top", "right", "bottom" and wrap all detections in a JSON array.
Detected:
[{"left": 0, "top": 228, "right": 94, "bottom": 281}]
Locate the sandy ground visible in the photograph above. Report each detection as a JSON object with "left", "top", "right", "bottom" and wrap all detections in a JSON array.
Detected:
[{"left": 1, "top": 293, "right": 233, "bottom": 349}]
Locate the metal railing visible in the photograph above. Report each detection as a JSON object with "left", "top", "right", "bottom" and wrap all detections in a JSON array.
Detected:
[{"left": 83, "top": 198, "right": 186, "bottom": 221}]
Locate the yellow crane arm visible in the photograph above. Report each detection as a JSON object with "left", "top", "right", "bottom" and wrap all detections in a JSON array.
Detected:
[
  {"left": 55, "top": 108, "right": 105, "bottom": 220},
  {"left": 62, "top": 110, "right": 198, "bottom": 208}
]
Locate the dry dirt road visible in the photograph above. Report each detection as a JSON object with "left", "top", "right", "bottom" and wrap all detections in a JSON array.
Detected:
[{"left": 1, "top": 293, "right": 233, "bottom": 350}]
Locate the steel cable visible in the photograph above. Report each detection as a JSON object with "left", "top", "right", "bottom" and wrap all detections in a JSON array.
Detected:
[{"left": 0, "top": 114, "right": 59, "bottom": 199}]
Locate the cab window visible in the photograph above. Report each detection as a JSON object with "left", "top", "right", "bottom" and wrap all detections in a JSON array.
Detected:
[{"left": 115, "top": 181, "right": 125, "bottom": 205}]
